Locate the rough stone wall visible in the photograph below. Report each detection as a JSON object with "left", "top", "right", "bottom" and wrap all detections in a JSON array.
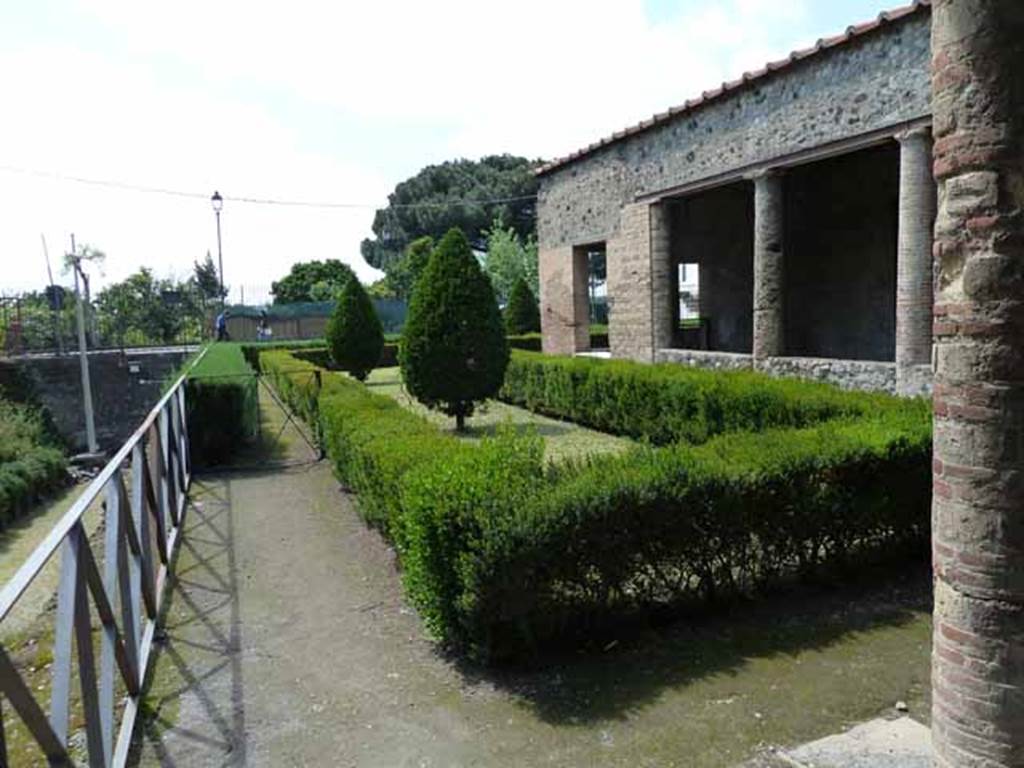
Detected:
[
  {"left": 671, "top": 185, "right": 754, "bottom": 352},
  {"left": 0, "top": 349, "right": 189, "bottom": 452},
  {"left": 757, "top": 355, "right": 897, "bottom": 394},
  {"left": 537, "top": 12, "right": 931, "bottom": 251},
  {"left": 607, "top": 203, "right": 655, "bottom": 362},
  {"left": 785, "top": 143, "right": 900, "bottom": 361},
  {"left": 929, "top": 1, "right": 1024, "bottom": 764},
  {"left": 655, "top": 348, "right": 752, "bottom": 371}
]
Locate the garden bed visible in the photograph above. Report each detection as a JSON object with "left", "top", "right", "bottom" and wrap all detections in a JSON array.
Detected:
[{"left": 259, "top": 347, "right": 931, "bottom": 662}]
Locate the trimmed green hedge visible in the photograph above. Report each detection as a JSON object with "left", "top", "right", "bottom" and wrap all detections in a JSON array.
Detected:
[
  {"left": 261, "top": 348, "right": 932, "bottom": 662},
  {"left": 500, "top": 350, "right": 908, "bottom": 446},
  {"left": 186, "top": 344, "right": 259, "bottom": 467},
  {"left": 0, "top": 398, "right": 67, "bottom": 528}
]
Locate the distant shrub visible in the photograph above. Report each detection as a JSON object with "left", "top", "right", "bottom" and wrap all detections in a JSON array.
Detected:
[
  {"left": 186, "top": 343, "right": 258, "bottom": 467},
  {"left": 504, "top": 278, "right": 540, "bottom": 334},
  {"left": 0, "top": 398, "right": 67, "bottom": 528},
  {"left": 326, "top": 278, "right": 384, "bottom": 381},
  {"left": 400, "top": 228, "right": 508, "bottom": 430}
]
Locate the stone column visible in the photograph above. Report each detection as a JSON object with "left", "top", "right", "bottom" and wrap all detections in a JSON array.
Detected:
[
  {"left": 539, "top": 244, "right": 588, "bottom": 355},
  {"left": 930, "top": 2, "right": 1024, "bottom": 766},
  {"left": 895, "top": 127, "right": 936, "bottom": 395},
  {"left": 752, "top": 170, "right": 785, "bottom": 360},
  {"left": 608, "top": 203, "right": 656, "bottom": 362},
  {"left": 650, "top": 201, "right": 675, "bottom": 354}
]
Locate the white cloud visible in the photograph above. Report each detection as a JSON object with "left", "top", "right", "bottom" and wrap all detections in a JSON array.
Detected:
[{"left": 0, "top": 0, "right": 824, "bottom": 299}]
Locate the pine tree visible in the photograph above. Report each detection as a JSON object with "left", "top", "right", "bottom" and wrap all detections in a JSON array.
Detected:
[
  {"left": 504, "top": 278, "right": 541, "bottom": 334},
  {"left": 325, "top": 277, "right": 384, "bottom": 381},
  {"left": 400, "top": 228, "right": 508, "bottom": 430}
]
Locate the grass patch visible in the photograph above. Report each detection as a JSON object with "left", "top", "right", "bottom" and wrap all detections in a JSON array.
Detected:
[{"left": 366, "top": 366, "right": 631, "bottom": 463}]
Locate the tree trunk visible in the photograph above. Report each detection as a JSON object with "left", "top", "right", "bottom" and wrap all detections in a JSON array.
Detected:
[{"left": 930, "top": 2, "right": 1024, "bottom": 764}]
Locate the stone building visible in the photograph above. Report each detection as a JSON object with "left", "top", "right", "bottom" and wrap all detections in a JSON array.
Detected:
[{"left": 536, "top": 0, "right": 936, "bottom": 395}]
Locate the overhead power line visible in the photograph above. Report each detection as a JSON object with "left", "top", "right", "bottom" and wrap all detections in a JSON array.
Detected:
[{"left": 0, "top": 163, "right": 537, "bottom": 211}]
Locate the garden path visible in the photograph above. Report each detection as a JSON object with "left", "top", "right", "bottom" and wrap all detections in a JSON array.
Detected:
[{"left": 128, "top": 386, "right": 934, "bottom": 767}]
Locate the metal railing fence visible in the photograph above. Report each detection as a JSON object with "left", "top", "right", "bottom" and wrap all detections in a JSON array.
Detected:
[{"left": 0, "top": 348, "right": 207, "bottom": 767}]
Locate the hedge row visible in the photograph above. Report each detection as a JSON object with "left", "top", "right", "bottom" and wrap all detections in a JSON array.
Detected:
[
  {"left": 186, "top": 344, "right": 259, "bottom": 467},
  {"left": 0, "top": 398, "right": 67, "bottom": 527},
  {"left": 260, "top": 348, "right": 932, "bottom": 661},
  {"left": 500, "top": 350, "right": 914, "bottom": 446}
]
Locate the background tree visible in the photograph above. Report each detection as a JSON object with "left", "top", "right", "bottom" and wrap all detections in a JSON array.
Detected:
[
  {"left": 193, "top": 251, "right": 225, "bottom": 303},
  {"left": 504, "top": 278, "right": 541, "bottom": 334},
  {"left": 361, "top": 155, "right": 540, "bottom": 273},
  {"left": 95, "top": 268, "right": 201, "bottom": 345},
  {"left": 482, "top": 217, "right": 539, "bottom": 302},
  {"left": 400, "top": 228, "right": 508, "bottom": 431},
  {"left": 271, "top": 259, "right": 356, "bottom": 304},
  {"left": 326, "top": 278, "right": 384, "bottom": 381},
  {"left": 385, "top": 236, "right": 434, "bottom": 301}
]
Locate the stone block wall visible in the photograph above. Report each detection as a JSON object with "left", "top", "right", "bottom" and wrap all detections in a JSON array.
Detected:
[
  {"left": 536, "top": 12, "right": 931, "bottom": 251},
  {"left": 0, "top": 349, "right": 190, "bottom": 452}
]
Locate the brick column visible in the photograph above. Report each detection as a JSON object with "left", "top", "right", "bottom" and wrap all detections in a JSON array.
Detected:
[
  {"left": 539, "top": 245, "right": 589, "bottom": 355},
  {"left": 608, "top": 203, "right": 656, "bottom": 362},
  {"left": 930, "top": 2, "right": 1024, "bottom": 766},
  {"left": 752, "top": 170, "right": 785, "bottom": 360},
  {"left": 895, "top": 127, "right": 936, "bottom": 394}
]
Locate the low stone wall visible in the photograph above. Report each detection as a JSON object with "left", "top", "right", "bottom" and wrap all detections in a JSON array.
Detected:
[
  {"left": 656, "top": 348, "right": 753, "bottom": 371},
  {"left": 757, "top": 356, "right": 896, "bottom": 393},
  {"left": 898, "top": 363, "right": 933, "bottom": 398},
  {"left": 655, "top": 348, "right": 907, "bottom": 395},
  {"left": 0, "top": 348, "right": 191, "bottom": 452}
]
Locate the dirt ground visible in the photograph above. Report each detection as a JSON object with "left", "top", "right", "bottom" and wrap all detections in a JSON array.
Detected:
[{"left": 129, "top": 387, "right": 932, "bottom": 768}]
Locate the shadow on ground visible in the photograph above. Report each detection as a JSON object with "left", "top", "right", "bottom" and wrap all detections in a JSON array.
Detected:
[
  {"left": 127, "top": 479, "right": 248, "bottom": 766},
  {"left": 454, "top": 563, "right": 932, "bottom": 728}
]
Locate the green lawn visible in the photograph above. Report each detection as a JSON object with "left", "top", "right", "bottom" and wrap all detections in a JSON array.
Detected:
[{"left": 365, "top": 366, "right": 632, "bottom": 463}]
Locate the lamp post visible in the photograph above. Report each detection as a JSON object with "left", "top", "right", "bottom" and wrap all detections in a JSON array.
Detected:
[{"left": 211, "top": 191, "right": 225, "bottom": 313}]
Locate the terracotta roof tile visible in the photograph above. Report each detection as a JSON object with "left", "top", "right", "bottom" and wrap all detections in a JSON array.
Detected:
[{"left": 535, "top": 0, "right": 931, "bottom": 177}]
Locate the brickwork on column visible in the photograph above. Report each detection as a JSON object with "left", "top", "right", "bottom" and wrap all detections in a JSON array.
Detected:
[
  {"left": 608, "top": 203, "right": 656, "bottom": 362},
  {"left": 752, "top": 171, "right": 785, "bottom": 360},
  {"left": 539, "top": 245, "right": 587, "bottom": 356},
  {"left": 896, "top": 127, "right": 937, "bottom": 394},
  {"left": 930, "top": 2, "right": 1024, "bottom": 766},
  {"left": 649, "top": 202, "right": 675, "bottom": 353}
]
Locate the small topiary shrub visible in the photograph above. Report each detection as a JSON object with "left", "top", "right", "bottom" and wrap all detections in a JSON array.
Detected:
[
  {"left": 400, "top": 228, "right": 509, "bottom": 430},
  {"left": 326, "top": 278, "right": 385, "bottom": 381},
  {"left": 504, "top": 277, "right": 541, "bottom": 334}
]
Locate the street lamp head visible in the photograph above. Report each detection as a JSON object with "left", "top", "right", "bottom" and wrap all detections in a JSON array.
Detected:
[{"left": 211, "top": 190, "right": 223, "bottom": 213}]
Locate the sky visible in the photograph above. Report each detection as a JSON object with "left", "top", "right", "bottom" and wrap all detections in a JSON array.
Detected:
[{"left": 0, "top": 0, "right": 897, "bottom": 304}]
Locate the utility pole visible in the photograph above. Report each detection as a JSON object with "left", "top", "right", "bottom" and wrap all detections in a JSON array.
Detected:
[
  {"left": 41, "top": 234, "right": 64, "bottom": 355},
  {"left": 69, "top": 234, "right": 98, "bottom": 454}
]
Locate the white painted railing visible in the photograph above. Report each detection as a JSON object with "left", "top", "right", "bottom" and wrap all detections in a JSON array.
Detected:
[{"left": 0, "top": 349, "right": 205, "bottom": 767}]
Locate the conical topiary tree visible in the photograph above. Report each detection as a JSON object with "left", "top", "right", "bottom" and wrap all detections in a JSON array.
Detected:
[
  {"left": 400, "top": 228, "right": 509, "bottom": 430},
  {"left": 325, "top": 277, "right": 384, "bottom": 381},
  {"left": 504, "top": 277, "right": 541, "bottom": 334}
]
